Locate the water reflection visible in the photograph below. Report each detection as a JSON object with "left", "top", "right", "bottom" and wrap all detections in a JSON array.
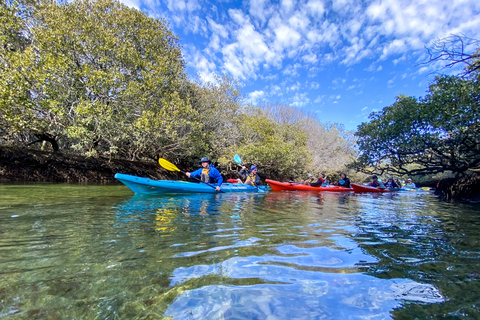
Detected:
[{"left": 2, "top": 185, "right": 476, "bottom": 319}]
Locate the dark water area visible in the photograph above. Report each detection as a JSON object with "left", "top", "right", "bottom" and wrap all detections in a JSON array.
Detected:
[{"left": 1, "top": 183, "right": 479, "bottom": 319}]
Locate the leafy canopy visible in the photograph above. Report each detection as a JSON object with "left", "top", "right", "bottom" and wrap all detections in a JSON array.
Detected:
[{"left": 355, "top": 75, "right": 480, "bottom": 175}]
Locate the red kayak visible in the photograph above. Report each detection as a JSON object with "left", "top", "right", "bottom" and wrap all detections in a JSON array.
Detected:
[
  {"left": 266, "top": 179, "right": 353, "bottom": 192},
  {"left": 351, "top": 183, "right": 399, "bottom": 193}
]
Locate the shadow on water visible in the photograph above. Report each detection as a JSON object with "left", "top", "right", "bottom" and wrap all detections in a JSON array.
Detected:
[{"left": 2, "top": 185, "right": 478, "bottom": 319}]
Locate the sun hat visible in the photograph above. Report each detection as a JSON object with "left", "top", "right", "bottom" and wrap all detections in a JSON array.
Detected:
[{"left": 199, "top": 157, "right": 211, "bottom": 164}]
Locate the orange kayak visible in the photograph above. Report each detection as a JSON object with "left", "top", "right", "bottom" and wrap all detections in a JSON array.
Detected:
[
  {"left": 351, "top": 183, "right": 399, "bottom": 193},
  {"left": 266, "top": 179, "right": 353, "bottom": 192}
]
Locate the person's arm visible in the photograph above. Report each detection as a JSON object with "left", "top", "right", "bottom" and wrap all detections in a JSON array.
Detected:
[
  {"left": 211, "top": 168, "right": 223, "bottom": 187},
  {"left": 188, "top": 168, "right": 202, "bottom": 179},
  {"left": 378, "top": 181, "right": 385, "bottom": 189},
  {"left": 238, "top": 168, "right": 248, "bottom": 180},
  {"left": 310, "top": 179, "right": 322, "bottom": 187},
  {"left": 255, "top": 175, "right": 261, "bottom": 186}
]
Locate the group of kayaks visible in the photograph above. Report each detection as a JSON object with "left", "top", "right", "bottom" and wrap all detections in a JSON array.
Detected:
[{"left": 115, "top": 173, "right": 422, "bottom": 195}]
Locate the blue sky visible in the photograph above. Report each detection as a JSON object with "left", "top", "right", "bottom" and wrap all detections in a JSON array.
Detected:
[{"left": 119, "top": 0, "right": 480, "bottom": 131}]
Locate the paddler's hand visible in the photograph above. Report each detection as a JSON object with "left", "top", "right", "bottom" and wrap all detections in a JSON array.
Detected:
[
  {"left": 215, "top": 186, "right": 221, "bottom": 191},
  {"left": 186, "top": 172, "right": 191, "bottom": 178}
]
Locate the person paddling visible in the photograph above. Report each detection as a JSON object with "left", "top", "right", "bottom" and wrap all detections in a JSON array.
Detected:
[
  {"left": 368, "top": 175, "right": 385, "bottom": 189},
  {"left": 185, "top": 157, "right": 223, "bottom": 191},
  {"left": 404, "top": 178, "right": 417, "bottom": 189},
  {"left": 310, "top": 173, "right": 328, "bottom": 187},
  {"left": 384, "top": 177, "right": 400, "bottom": 189},
  {"left": 239, "top": 165, "right": 261, "bottom": 187},
  {"left": 337, "top": 173, "right": 351, "bottom": 188}
]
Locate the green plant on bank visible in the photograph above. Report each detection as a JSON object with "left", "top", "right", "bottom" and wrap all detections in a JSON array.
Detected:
[{"left": 1, "top": 0, "right": 358, "bottom": 179}]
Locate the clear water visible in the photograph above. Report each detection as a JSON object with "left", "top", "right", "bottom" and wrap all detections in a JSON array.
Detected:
[{"left": 1, "top": 184, "right": 479, "bottom": 319}]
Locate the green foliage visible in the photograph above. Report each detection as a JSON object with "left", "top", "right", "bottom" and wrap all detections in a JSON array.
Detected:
[
  {"left": 1, "top": 0, "right": 358, "bottom": 180},
  {"left": 355, "top": 75, "right": 480, "bottom": 175},
  {"left": 1, "top": 0, "right": 199, "bottom": 159},
  {"left": 233, "top": 108, "right": 311, "bottom": 180}
]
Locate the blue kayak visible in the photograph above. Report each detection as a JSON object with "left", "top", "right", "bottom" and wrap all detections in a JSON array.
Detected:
[{"left": 115, "top": 173, "right": 264, "bottom": 194}]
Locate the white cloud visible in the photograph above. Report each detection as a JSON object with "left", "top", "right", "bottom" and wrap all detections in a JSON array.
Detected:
[
  {"left": 310, "top": 81, "right": 320, "bottom": 89},
  {"left": 247, "top": 90, "right": 266, "bottom": 105},
  {"left": 306, "top": 0, "right": 325, "bottom": 17},
  {"left": 188, "top": 49, "right": 217, "bottom": 83},
  {"left": 302, "top": 52, "right": 318, "bottom": 64},
  {"left": 291, "top": 92, "right": 310, "bottom": 107}
]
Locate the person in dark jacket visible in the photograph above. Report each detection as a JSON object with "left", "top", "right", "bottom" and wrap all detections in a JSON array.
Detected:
[
  {"left": 384, "top": 177, "right": 400, "bottom": 189},
  {"left": 239, "top": 165, "right": 261, "bottom": 187},
  {"left": 337, "top": 173, "right": 351, "bottom": 188},
  {"left": 310, "top": 173, "right": 328, "bottom": 187},
  {"left": 368, "top": 175, "right": 385, "bottom": 188},
  {"left": 186, "top": 157, "right": 223, "bottom": 191}
]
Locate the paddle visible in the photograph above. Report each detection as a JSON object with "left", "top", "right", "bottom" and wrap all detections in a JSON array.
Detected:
[
  {"left": 158, "top": 158, "right": 224, "bottom": 193},
  {"left": 233, "top": 154, "right": 242, "bottom": 166}
]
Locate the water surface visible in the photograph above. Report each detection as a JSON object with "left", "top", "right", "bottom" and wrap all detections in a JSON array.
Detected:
[{"left": 1, "top": 184, "right": 479, "bottom": 319}]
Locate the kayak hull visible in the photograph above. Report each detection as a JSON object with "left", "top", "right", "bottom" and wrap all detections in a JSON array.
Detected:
[
  {"left": 351, "top": 183, "right": 400, "bottom": 193},
  {"left": 266, "top": 179, "right": 353, "bottom": 192},
  {"left": 115, "top": 173, "right": 261, "bottom": 194}
]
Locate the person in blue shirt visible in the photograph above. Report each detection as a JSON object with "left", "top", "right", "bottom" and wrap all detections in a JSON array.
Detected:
[
  {"left": 186, "top": 157, "right": 223, "bottom": 191},
  {"left": 404, "top": 178, "right": 417, "bottom": 189}
]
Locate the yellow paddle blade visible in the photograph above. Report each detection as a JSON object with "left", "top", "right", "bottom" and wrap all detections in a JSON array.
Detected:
[{"left": 158, "top": 158, "right": 181, "bottom": 172}]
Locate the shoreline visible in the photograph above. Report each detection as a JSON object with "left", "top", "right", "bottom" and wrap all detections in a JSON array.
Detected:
[{"left": 1, "top": 146, "right": 479, "bottom": 203}]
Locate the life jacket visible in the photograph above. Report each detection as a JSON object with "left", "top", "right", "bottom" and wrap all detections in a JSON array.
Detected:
[
  {"left": 201, "top": 168, "right": 210, "bottom": 183},
  {"left": 370, "top": 180, "right": 380, "bottom": 187},
  {"left": 246, "top": 173, "right": 257, "bottom": 186},
  {"left": 385, "top": 181, "right": 396, "bottom": 188}
]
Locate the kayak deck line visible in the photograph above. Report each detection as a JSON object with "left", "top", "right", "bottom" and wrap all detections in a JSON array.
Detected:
[
  {"left": 351, "top": 183, "right": 400, "bottom": 193},
  {"left": 266, "top": 179, "right": 353, "bottom": 192}
]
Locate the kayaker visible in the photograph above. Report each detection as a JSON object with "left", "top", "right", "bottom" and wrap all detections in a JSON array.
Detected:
[
  {"left": 394, "top": 178, "right": 402, "bottom": 188},
  {"left": 337, "top": 173, "right": 351, "bottom": 188},
  {"left": 186, "top": 157, "right": 223, "bottom": 191},
  {"left": 404, "top": 178, "right": 417, "bottom": 189},
  {"left": 310, "top": 173, "right": 328, "bottom": 187},
  {"left": 385, "top": 177, "right": 400, "bottom": 189},
  {"left": 368, "top": 175, "right": 385, "bottom": 188},
  {"left": 239, "top": 165, "right": 261, "bottom": 187}
]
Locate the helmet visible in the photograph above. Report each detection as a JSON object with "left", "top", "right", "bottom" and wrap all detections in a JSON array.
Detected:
[
  {"left": 199, "top": 157, "right": 211, "bottom": 164},
  {"left": 372, "top": 175, "right": 378, "bottom": 179}
]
